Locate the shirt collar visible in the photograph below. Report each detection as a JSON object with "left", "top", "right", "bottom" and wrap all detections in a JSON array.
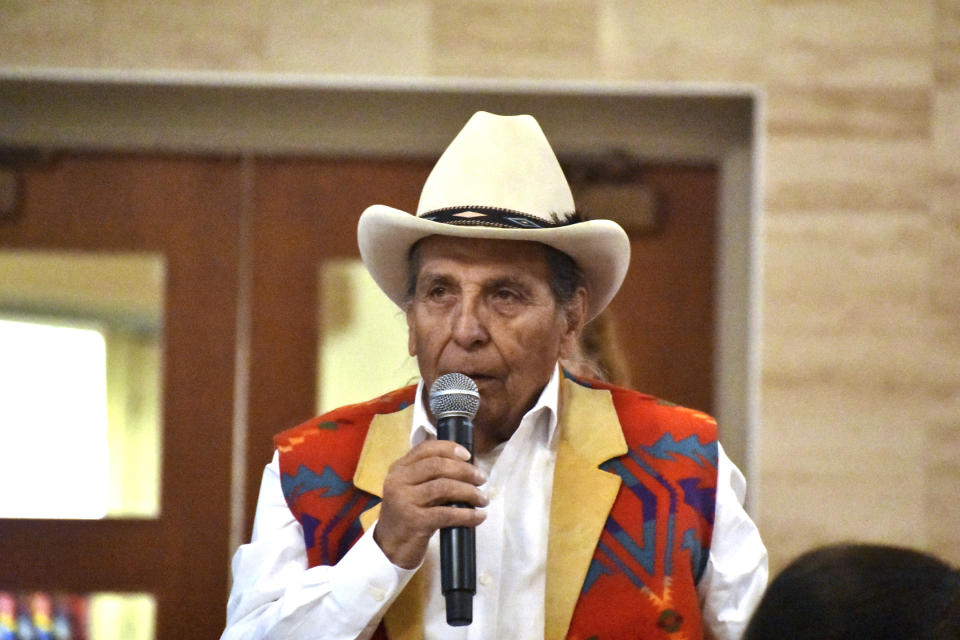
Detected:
[{"left": 410, "top": 365, "right": 562, "bottom": 449}]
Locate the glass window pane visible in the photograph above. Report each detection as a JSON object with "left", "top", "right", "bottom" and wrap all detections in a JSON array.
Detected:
[
  {"left": 89, "top": 592, "right": 155, "bottom": 640},
  {"left": 318, "top": 259, "right": 420, "bottom": 411},
  {"left": 0, "top": 319, "right": 110, "bottom": 518},
  {"left": 0, "top": 251, "right": 163, "bottom": 519}
]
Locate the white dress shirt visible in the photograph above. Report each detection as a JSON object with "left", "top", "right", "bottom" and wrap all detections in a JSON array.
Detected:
[{"left": 222, "top": 368, "right": 768, "bottom": 640}]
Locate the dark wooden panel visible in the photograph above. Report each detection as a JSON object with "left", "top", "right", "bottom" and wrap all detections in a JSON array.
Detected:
[
  {"left": 607, "top": 164, "right": 717, "bottom": 413},
  {"left": 0, "top": 520, "right": 164, "bottom": 592}
]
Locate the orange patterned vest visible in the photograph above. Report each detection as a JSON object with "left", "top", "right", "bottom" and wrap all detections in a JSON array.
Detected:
[{"left": 276, "top": 375, "right": 718, "bottom": 640}]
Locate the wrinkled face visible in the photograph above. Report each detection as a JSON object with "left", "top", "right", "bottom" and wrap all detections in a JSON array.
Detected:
[{"left": 406, "top": 236, "right": 585, "bottom": 451}]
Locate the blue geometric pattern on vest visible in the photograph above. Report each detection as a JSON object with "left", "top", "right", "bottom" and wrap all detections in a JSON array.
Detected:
[
  {"left": 281, "top": 464, "right": 351, "bottom": 502},
  {"left": 643, "top": 432, "right": 718, "bottom": 468}
]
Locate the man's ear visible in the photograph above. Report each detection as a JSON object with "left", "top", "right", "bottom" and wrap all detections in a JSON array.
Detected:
[
  {"left": 558, "top": 287, "right": 588, "bottom": 359},
  {"left": 406, "top": 306, "right": 417, "bottom": 357}
]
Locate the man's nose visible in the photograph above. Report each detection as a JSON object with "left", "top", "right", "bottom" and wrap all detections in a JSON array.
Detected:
[{"left": 451, "top": 295, "right": 488, "bottom": 348}]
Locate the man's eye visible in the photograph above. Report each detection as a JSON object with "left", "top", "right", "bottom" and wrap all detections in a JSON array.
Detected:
[
  {"left": 493, "top": 288, "right": 519, "bottom": 301},
  {"left": 427, "top": 286, "right": 448, "bottom": 299}
]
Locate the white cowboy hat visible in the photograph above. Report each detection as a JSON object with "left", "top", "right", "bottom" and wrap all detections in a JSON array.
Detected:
[{"left": 357, "top": 111, "right": 630, "bottom": 321}]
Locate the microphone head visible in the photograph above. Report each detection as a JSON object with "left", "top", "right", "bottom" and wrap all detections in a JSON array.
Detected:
[{"left": 429, "top": 373, "right": 480, "bottom": 419}]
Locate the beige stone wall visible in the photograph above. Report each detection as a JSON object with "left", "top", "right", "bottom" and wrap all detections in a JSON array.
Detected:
[{"left": 2, "top": 0, "right": 958, "bottom": 574}]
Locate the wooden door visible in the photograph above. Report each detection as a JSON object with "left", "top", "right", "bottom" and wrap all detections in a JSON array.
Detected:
[{"left": 0, "top": 153, "right": 241, "bottom": 639}]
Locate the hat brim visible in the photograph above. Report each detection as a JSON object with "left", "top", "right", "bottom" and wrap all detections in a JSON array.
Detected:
[{"left": 357, "top": 205, "right": 630, "bottom": 321}]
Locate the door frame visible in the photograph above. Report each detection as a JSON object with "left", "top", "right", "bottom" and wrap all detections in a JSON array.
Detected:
[{"left": 0, "top": 67, "right": 765, "bottom": 528}]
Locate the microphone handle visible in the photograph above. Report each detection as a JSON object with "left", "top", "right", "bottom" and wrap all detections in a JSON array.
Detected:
[{"left": 437, "top": 414, "right": 476, "bottom": 626}]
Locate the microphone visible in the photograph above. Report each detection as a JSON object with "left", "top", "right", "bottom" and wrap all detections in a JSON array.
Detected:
[{"left": 428, "top": 373, "right": 481, "bottom": 627}]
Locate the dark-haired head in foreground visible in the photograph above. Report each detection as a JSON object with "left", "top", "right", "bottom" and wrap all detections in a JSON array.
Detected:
[{"left": 744, "top": 543, "right": 960, "bottom": 640}]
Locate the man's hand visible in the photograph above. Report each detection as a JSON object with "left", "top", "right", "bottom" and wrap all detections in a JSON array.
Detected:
[{"left": 373, "top": 440, "right": 488, "bottom": 569}]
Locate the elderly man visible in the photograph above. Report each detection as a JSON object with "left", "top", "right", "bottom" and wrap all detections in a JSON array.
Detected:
[{"left": 222, "top": 112, "right": 767, "bottom": 640}]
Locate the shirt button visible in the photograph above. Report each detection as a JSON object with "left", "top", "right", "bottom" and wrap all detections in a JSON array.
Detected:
[
  {"left": 488, "top": 486, "right": 500, "bottom": 500},
  {"left": 369, "top": 586, "right": 386, "bottom": 602},
  {"left": 479, "top": 572, "right": 492, "bottom": 587}
]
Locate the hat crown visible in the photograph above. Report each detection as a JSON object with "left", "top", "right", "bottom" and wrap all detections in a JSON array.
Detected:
[{"left": 416, "top": 112, "right": 575, "bottom": 221}]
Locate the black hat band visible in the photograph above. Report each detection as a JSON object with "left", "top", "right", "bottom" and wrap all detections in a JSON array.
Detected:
[{"left": 421, "top": 206, "right": 574, "bottom": 230}]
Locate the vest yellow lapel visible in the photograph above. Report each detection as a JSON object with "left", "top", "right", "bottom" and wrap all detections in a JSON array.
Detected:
[
  {"left": 354, "top": 406, "right": 427, "bottom": 640},
  {"left": 545, "top": 377, "right": 628, "bottom": 640}
]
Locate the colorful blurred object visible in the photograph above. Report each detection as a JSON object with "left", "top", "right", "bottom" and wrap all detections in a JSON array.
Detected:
[
  {"left": 0, "top": 592, "right": 89, "bottom": 640},
  {"left": 0, "top": 592, "right": 17, "bottom": 640}
]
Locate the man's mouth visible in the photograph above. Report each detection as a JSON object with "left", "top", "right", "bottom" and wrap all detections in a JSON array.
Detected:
[
  {"left": 435, "top": 367, "right": 501, "bottom": 387},
  {"left": 463, "top": 372, "right": 494, "bottom": 381},
  {"left": 441, "top": 371, "right": 497, "bottom": 388}
]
